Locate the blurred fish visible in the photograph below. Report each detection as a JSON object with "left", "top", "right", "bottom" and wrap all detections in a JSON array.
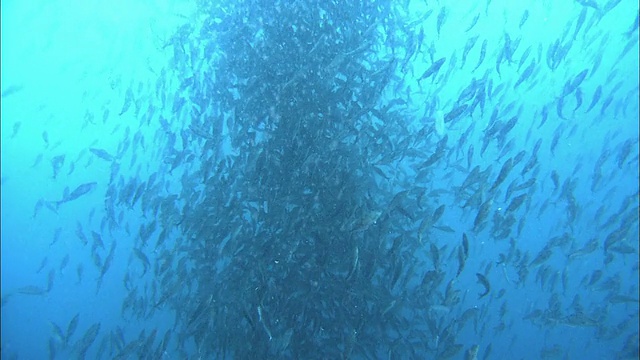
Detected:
[
  {"left": 1, "top": 84, "right": 24, "bottom": 98},
  {"left": 89, "top": 148, "right": 115, "bottom": 161},
  {"left": 55, "top": 182, "right": 98, "bottom": 208},
  {"left": 476, "top": 273, "right": 491, "bottom": 299}
]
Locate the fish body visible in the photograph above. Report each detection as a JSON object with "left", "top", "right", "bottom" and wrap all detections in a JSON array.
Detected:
[
  {"left": 90, "top": 148, "right": 115, "bottom": 161},
  {"left": 476, "top": 273, "right": 491, "bottom": 298},
  {"left": 514, "top": 61, "right": 535, "bottom": 89},
  {"left": 473, "top": 40, "right": 487, "bottom": 71},
  {"left": 490, "top": 158, "right": 514, "bottom": 192},
  {"left": 56, "top": 182, "right": 98, "bottom": 207},
  {"left": 418, "top": 58, "right": 446, "bottom": 82}
]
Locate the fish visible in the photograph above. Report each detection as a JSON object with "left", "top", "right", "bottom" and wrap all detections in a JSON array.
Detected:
[
  {"left": 76, "top": 263, "right": 84, "bottom": 284},
  {"left": 97, "top": 241, "right": 117, "bottom": 293},
  {"left": 1, "top": 84, "right": 24, "bottom": 98},
  {"left": 91, "top": 231, "right": 105, "bottom": 250},
  {"left": 433, "top": 225, "right": 455, "bottom": 233},
  {"left": 76, "top": 323, "right": 101, "bottom": 358},
  {"left": 347, "top": 210, "right": 382, "bottom": 233},
  {"left": 257, "top": 305, "right": 273, "bottom": 341},
  {"left": 430, "top": 243, "right": 440, "bottom": 269},
  {"left": 10, "top": 122, "right": 21, "bottom": 139},
  {"left": 561, "top": 69, "right": 588, "bottom": 97},
  {"left": 59, "top": 254, "right": 70, "bottom": 272},
  {"left": 50, "top": 227, "right": 62, "bottom": 246},
  {"left": 48, "top": 337, "right": 56, "bottom": 359},
  {"left": 55, "top": 182, "right": 98, "bottom": 207},
  {"left": 36, "top": 257, "right": 48, "bottom": 273},
  {"left": 89, "top": 148, "right": 115, "bottom": 161},
  {"left": 466, "top": 344, "right": 480, "bottom": 360},
  {"left": 47, "top": 269, "right": 55, "bottom": 292},
  {"left": 514, "top": 60, "right": 535, "bottom": 89},
  {"left": 418, "top": 58, "right": 446, "bottom": 82},
  {"left": 431, "top": 205, "right": 445, "bottom": 223},
  {"left": 133, "top": 248, "right": 151, "bottom": 276},
  {"left": 346, "top": 245, "right": 359, "bottom": 280},
  {"left": 16, "top": 285, "right": 47, "bottom": 296},
  {"left": 473, "top": 199, "right": 493, "bottom": 233},
  {"left": 119, "top": 88, "right": 134, "bottom": 115},
  {"left": 624, "top": 11, "right": 639, "bottom": 37},
  {"left": 586, "top": 85, "right": 602, "bottom": 113},
  {"left": 575, "top": 0, "right": 600, "bottom": 10},
  {"left": 75, "top": 222, "right": 89, "bottom": 246},
  {"left": 51, "top": 155, "right": 65, "bottom": 179},
  {"left": 460, "top": 36, "right": 479, "bottom": 69},
  {"left": 465, "top": 13, "right": 480, "bottom": 32},
  {"left": 573, "top": 7, "right": 588, "bottom": 40},
  {"left": 506, "top": 193, "right": 527, "bottom": 213},
  {"left": 456, "top": 246, "right": 467, "bottom": 278},
  {"left": 530, "top": 246, "right": 553, "bottom": 267},
  {"left": 50, "top": 321, "right": 66, "bottom": 343},
  {"left": 476, "top": 273, "right": 491, "bottom": 299},
  {"left": 473, "top": 39, "right": 487, "bottom": 72},
  {"left": 436, "top": 7, "right": 448, "bottom": 36},
  {"left": 444, "top": 104, "right": 468, "bottom": 124},
  {"left": 490, "top": 158, "right": 514, "bottom": 192},
  {"left": 456, "top": 233, "right": 470, "bottom": 278},
  {"left": 65, "top": 313, "right": 80, "bottom": 345}
]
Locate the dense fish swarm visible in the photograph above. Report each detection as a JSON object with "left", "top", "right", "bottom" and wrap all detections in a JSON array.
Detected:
[{"left": 2, "top": 0, "right": 639, "bottom": 359}]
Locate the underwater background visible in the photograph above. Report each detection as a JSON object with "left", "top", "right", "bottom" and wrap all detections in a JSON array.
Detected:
[{"left": 1, "top": 0, "right": 639, "bottom": 359}]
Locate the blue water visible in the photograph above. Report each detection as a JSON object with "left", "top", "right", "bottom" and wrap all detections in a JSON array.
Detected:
[{"left": 2, "top": 0, "right": 638, "bottom": 359}]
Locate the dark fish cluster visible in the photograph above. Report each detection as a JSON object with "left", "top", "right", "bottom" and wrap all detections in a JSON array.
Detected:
[{"left": 3, "top": 0, "right": 638, "bottom": 359}]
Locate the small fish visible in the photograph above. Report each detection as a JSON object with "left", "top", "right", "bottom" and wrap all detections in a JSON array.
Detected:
[
  {"left": 465, "top": 13, "right": 480, "bottom": 32},
  {"left": 76, "top": 323, "right": 101, "bottom": 356},
  {"left": 346, "top": 245, "right": 359, "bottom": 280},
  {"left": 418, "top": 58, "right": 446, "bottom": 82},
  {"left": 36, "top": 257, "right": 48, "bottom": 273},
  {"left": 75, "top": 222, "right": 89, "bottom": 246},
  {"left": 476, "top": 273, "right": 491, "bottom": 298},
  {"left": 119, "top": 88, "right": 134, "bottom": 115},
  {"left": 456, "top": 246, "right": 466, "bottom": 278},
  {"left": 431, "top": 205, "right": 445, "bottom": 223},
  {"left": 56, "top": 182, "right": 98, "bottom": 207},
  {"left": 89, "top": 148, "right": 115, "bottom": 161},
  {"left": 91, "top": 231, "right": 105, "bottom": 250},
  {"left": 17, "top": 285, "right": 47, "bottom": 296},
  {"left": 50, "top": 227, "right": 62, "bottom": 246},
  {"left": 42, "top": 131, "right": 50, "bottom": 147},
  {"left": 65, "top": 313, "right": 80, "bottom": 345},
  {"left": 473, "top": 39, "right": 487, "bottom": 72},
  {"left": 436, "top": 7, "right": 448, "bottom": 36},
  {"left": 133, "top": 248, "right": 150, "bottom": 276},
  {"left": 514, "top": 60, "right": 535, "bottom": 89},
  {"left": 561, "top": 69, "right": 588, "bottom": 97},
  {"left": 257, "top": 306, "right": 273, "bottom": 341},
  {"left": 1, "top": 84, "right": 24, "bottom": 98},
  {"left": 586, "top": 85, "right": 602, "bottom": 112},
  {"left": 519, "top": 10, "right": 529, "bottom": 29},
  {"left": 490, "top": 158, "right": 514, "bottom": 192},
  {"left": 348, "top": 210, "right": 382, "bottom": 233},
  {"left": 10, "top": 122, "right": 21, "bottom": 139},
  {"left": 51, "top": 155, "right": 65, "bottom": 179},
  {"left": 76, "top": 263, "right": 84, "bottom": 284},
  {"left": 59, "top": 254, "right": 70, "bottom": 272},
  {"left": 433, "top": 225, "right": 455, "bottom": 233},
  {"left": 47, "top": 269, "right": 56, "bottom": 292},
  {"left": 530, "top": 247, "right": 553, "bottom": 267}
]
